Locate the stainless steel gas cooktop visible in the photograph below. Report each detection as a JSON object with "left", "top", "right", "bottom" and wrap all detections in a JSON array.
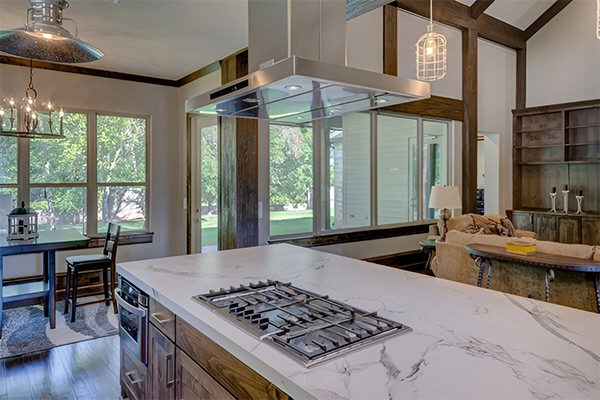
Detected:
[{"left": 192, "top": 280, "right": 411, "bottom": 368}]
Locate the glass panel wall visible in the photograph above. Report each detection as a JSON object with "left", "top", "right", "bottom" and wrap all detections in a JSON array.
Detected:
[{"left": 269, "top": 124, "right": 313, "bottom": 236}]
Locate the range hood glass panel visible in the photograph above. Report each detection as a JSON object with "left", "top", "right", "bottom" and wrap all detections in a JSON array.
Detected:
[{"left": 187, "top": 56, "right": 430, "bottom": 124}]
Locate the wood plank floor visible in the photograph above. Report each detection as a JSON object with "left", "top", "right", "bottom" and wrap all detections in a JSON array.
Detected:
[{"left": 0, "top": 335, "right": 120, "bottom": 400}]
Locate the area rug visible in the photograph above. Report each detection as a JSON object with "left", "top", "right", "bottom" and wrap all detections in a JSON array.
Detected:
[{"left": 0, "top": 295, "right": 118, "bottom": 359}]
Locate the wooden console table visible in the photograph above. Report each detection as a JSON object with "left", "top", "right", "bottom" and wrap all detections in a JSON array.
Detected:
[{"left": 465, "top": 243, "right": 600, "bottom": 313}]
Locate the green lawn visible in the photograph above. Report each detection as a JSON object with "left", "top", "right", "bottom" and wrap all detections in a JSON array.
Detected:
[{"left": 200, "top": 210, "right": 314, "bottom": 247}]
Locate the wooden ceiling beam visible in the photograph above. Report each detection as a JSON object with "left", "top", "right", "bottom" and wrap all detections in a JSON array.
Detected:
[
  {"left": 393, "top": 0, "right": 524, "bottom": 50},
  {"left": 524, "top": 0, "right": 572, "bottom": 40},
  {"left": 347, "top": 0, "right": 394, "bottom": 20},
  {"left": 470, "top": 0, "right": 495, "bottom": 19}
]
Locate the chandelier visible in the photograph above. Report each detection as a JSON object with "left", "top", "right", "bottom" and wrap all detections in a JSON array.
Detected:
[
  {"left": 415, "top": 0, "right": 447, "bottom": 81},
  {"left": 0, "top": 0, "right": 103, "bottom": 63},
  {"left": 0, "top": 60, "right": 65, "bottom": 139}
]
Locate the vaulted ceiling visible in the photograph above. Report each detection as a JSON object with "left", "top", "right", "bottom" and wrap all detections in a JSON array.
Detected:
[{"left": 0, "top": 0, "right": 566, "bottom": 81}]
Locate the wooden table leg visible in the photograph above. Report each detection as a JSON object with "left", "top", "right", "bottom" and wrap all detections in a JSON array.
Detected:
[
  {"left": 544, "top": 269, "right": 555, "bottom": 302},
  {"left": 48, "top": 250, "right": 56, "bottom": 329}
]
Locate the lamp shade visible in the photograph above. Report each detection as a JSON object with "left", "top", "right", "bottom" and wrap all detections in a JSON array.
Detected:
[{"left": 428, "top": 186, "right": 462, "bottom": 209}]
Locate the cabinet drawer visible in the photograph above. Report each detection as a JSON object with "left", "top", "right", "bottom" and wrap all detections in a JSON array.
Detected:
[
  {"left": 150, "top": 297, "right": 176, "bottom": 341},
  {"left": 176, "top": 348, "right": 234, "bottom": 400},
  {"left": 176, "top": 318, "right": 289, "bottom": 400},
  {"left": 121, "top": 343, "right": 148, "bottom": 400}
]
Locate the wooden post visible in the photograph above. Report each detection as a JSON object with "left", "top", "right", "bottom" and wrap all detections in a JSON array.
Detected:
[
  {"left": 462, "top": 27, "right": 478, "bottom": 214},
  {"left": 217, "top": 50, "right": 259, "bottom": 250}
]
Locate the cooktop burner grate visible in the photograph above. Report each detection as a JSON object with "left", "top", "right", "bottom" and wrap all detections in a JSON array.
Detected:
[{"left": 192, "top": 280, "right": 411, "bottom": 368}]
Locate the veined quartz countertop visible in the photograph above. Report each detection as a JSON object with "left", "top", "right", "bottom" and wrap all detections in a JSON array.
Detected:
[{"left": 117, "top": 243, "right": 599, "bottom": 400}]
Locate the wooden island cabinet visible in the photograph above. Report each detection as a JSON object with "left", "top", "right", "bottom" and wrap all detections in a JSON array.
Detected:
[
  {"left": 510, "top": 99, "right": 600, "bottom": 245},
  {"left": 121, "top": 296, "right": 290, "bottom": 400}
]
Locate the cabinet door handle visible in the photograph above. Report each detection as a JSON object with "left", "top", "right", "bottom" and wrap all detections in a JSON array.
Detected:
[
  {"left": 151, "top": 312, "right": 172, "bottom": 325},
  {"left": 125, "top": 371, "right": 142, "bottom": 386},
  {"left": 166, "top": 353, "right": 175, "bottom": 388}
]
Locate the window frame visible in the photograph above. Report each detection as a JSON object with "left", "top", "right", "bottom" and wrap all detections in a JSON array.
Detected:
[
  {"left": 268, "top": 110, "right": 454, "bottom": 240},
  {"left": 0, "top": 108, "right": 151, "bottom": 237}
]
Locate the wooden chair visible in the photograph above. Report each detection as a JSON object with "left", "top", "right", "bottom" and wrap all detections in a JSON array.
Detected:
[{"left": 64, "top": 223, "right": 121, "bottom": 323}]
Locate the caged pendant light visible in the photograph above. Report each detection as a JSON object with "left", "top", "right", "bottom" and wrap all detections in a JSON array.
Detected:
[{"left": 415, "top": 0, "right": 447, "bottom": 81}]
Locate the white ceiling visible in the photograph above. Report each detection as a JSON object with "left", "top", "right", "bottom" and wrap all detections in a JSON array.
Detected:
[{"left": 0, "top": 0, "right": 557, "bottom": 81}]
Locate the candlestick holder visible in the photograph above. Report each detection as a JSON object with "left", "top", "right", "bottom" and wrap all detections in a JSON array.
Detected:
[
  {"left": 562, "top": 190, "right": 569, "bottom": 214},
  {"left": 575, "top": 195, "right": 584, "bottom": 214},
  {"left": 549, "top": 192, "right": 557, "bottom": 212}
]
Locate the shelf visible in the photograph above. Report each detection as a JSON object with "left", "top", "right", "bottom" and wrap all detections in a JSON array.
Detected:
[
  {"left": 514, "top": 128, "right": 562, "bottom": 134},
  {"left": 565, "top": 142, "right": 600, "bottom": 146},
  {"left": 3, "top": 281, "right": 49, "bottom": 302},
  {"left": 515, "top": 144, "right": 563, "bottom": 149},
  {"left": 566, "top": 123, "right": 600, "bottom": 129}
]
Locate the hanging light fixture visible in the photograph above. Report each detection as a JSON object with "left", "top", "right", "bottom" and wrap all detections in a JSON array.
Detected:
[
  {"left": 415, "top": 0, "right": 447, "bottom": 81},
  {"left": 0, "top": 0, "right": 103, "bottom": 63},
  {"left": 0, "top": 59, "right": 65, "bottom": 139}
]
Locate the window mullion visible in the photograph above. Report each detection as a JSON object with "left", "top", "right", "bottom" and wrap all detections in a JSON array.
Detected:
[
  {"left": 417, "top": 118, "right": 424, "bottom": 222},
  {"left": 370, "top": 112, "right": 377, "bottom": 227},
  {"left": 87, "top": 112, "right": 98, "bottom": 235},
  {"left": 17, "top": 137, "right": 30, "bottom": 207},
  {"left": 313, "top": 119, "right": 322, "bottom": 236}
]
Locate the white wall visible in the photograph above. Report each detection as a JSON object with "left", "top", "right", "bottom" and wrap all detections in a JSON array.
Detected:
[
  {"left": 527, "top": 0, "right": 600, "bottom": 106},
  {"left": 477, "top": 39, "right": 516, "bottom": 214},
  {"left": 0, "top": 64, "right": 221, "bottom": 278},
  {"left": 347, "top": 7, "right": 383, "bottom": 72}
]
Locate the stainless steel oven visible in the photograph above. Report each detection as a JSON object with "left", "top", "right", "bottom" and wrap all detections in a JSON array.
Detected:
[{"left": 116, "top": 276, "right": 149, "bottom": 365}]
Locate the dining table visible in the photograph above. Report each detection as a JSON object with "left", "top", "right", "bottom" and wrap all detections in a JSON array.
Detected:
[{"left": 0, "top": 229, "right": 90, "bottom": 338}]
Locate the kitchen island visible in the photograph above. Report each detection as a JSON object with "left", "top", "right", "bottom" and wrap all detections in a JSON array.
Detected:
[{"left": 117, "top": 243, "right": 599, "bottom": 400}]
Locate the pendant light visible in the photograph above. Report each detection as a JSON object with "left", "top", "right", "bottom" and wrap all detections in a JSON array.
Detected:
[
  {"left": 0, "top": 0, "right": 103, "bottom": 63},
  {"left": 0, "top": 59, "right": 65, "bottom": 139},
  {"left": 415, "top": 0, "right": 447, "bottom": 81}
]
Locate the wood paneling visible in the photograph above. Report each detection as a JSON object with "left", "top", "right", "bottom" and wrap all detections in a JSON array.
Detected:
[
  {"left": 381, "top": 95, "right": 464, "bottom": 121},
  {"left": 218, "top": 49, "right": 257, "bottom": 250},
  {"left": 470, "top": 0, "right": 495, "bottom": 19},
  {"left": 176, "top": 61, "right": 220, "bottom": 87},
  {"left": 393, "top": 0, "right": 524, "bottom": 50},
  {"left": 176, "top": 348, "right": 234, "bottom": 400},
  {"left": 535, "top": 214, "right": 558, "bottom": 241},
  {"left": 462, "top": 27, "right": 478, "bottom": 214},
  {"left": 516, "top": 45, "right": 527, "bottom": 109},
  {"left": 524, "top": 0, "right": 573, "bottom": 41},
  {"left": 176, "top": 319, "right": 289, "bottom": 400},
  {"left": 558, "top": 217, "right": 581, "bottom": 244},
  {"left": 582, "top": 217, "right": 600, "bottom": 245},
  {"left": 383, "top": 4, "right": 398, "bottom": 76}
]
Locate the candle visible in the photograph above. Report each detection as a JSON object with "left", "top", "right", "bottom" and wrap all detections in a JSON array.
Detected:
[
  {"left": 564, "top": 185, "right": 568, "bottom": 191},
  {"left": 552, "top": 187, "right": 556, "bottom": 193},
  {"left": 578, "top": 190, "right": 583, "bottom": 196}
]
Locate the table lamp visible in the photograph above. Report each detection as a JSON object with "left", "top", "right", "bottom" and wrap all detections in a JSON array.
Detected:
[{"left": 428, "top": 185, "right": 462, "bottom": 240}]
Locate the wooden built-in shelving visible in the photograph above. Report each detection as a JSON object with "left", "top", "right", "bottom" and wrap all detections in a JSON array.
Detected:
[{"left": 510, "top": 99, "right": 600, "bottom": 245}]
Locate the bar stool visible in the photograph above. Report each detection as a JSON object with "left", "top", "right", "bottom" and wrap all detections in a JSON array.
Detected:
[{"left": 64, "top": 223, "right": 120, "bottom": 322}]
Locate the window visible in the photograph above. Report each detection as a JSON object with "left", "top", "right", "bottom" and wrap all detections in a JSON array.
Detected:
[
  {"left": 0, "top": 110, "right": 149, "bottom": 236},
  {"left": 268, "top": 111, "right": 453, "bottom": 239},
  {"left": 269, "top": 124, "right": 313, "bottom": 237}
]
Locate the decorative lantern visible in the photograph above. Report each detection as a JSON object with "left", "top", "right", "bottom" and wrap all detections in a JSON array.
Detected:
[
  {"left": 7, "top": 201, "right": 39, "bottom": 241},
  {"left": 415, "top": 0, "right": 447, "bottom": 81}
]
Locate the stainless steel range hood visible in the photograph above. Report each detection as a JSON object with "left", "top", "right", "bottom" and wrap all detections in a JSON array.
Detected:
[{"left": 186, "top": 0, "right": 430, "bottom": 124}]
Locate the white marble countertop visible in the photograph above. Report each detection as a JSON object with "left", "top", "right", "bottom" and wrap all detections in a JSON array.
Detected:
[{"left": 117, "top": 244, "right": 600, "bottom": 400}]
